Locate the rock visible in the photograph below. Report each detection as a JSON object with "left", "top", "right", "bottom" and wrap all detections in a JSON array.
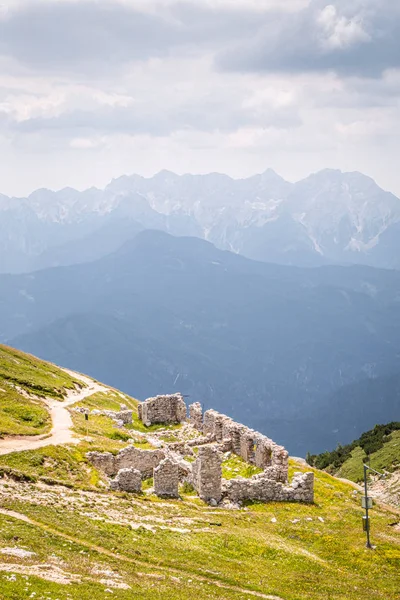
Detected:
[{"left": 110, "top": 468, "right": 142, "bottom": 492}]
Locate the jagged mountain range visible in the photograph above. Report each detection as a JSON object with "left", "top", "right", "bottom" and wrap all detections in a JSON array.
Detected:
[
  {"left": 2, "top": 168, "right": 400, "bottom": 273},
  {"left": 2, "top": 230, "right": 400, "bottom": 454}
]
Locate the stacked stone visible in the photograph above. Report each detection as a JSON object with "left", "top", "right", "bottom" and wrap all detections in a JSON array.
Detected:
[
  {"left": 271, "top": 445, "right": 289, "bottom": 482},
  {"left": 202, "top": 409, "right": 218, "bottom": 437},
  {"left": 282, "top": 472, "right": 314, "bottom": 503},
  {"left": 116, "top": 446, "right": 165, "bottom": 479},
  {"left": 154, "top": 458, "right": 179, "bottom": 498},
  {"left": 254, "top": 437, "right": 273, "bottom": 469},
  {"left": 186, "top": 434, "right": 214, "bottom": 447},
  {"left": 192, "top": 445, "right": 222, "bottom": 504},
  {"left": 86, "top": 451, "right": 116, "bottom": 476},
  {"left": 114, "top": 410, "right": 133, "bottom": 425},
  {"left": 165, "top": 451, "right": 193, "bottom": 480},
  {"left": 189, "top": 402, "right": 203, "bottom": 431},
  {"left": 110, "top": 468, "right": 142, "bottom": 492},
  {"left": 224, "top": 471, "right": 314, "bottom": 504},
  {"left": 139, "top": 393, "right": 187, "bottom": 426},
  {"left": 239, "top": 430, "right": 256, "bottom": 464},
  {"left": 87, "top": 446, "right": 165, "bottom": 479}
]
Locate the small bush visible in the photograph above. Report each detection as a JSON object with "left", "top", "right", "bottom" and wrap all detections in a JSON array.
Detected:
[{"left": 109, "top": 430, "right": 131, "bottom": 442}]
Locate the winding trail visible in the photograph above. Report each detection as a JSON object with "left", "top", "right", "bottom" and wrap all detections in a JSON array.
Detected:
[{"left": 0, "top": 371, "right": 109, "bottom": 456}]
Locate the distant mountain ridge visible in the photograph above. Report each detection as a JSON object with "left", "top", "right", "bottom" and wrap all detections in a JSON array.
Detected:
[
  {"left": 1, "top": 168, "right": 400, "bottom": 273},
  {"left": 2, "top": 230, "right": 400, "bottom": 454}
]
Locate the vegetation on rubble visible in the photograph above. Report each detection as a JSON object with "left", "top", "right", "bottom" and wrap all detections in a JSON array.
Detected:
[{"left": 221, "top": 452, "right": 263, "bottom": 479}]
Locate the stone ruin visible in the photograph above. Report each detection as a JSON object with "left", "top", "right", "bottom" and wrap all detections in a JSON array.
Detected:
[
  {"left": 192, "top": 445, "right": 222, "bottom": 504},
  {"left": 138, "top": 393, "right": 187, "bottom": 426},
  {"left": 74, "top": 403, "right": 133, "bottom": 429},
  {"left": 154, "top": 458, "right": 179, "bottom": 498},
  {"left": 86, "top": 393, "right": 314, "bottom": 505},
  {"left": 110, "top": 468, "right": 141, "bottom": 493},
  {"left": 87, "top": 446, "right": 165, "bottom": 482}
]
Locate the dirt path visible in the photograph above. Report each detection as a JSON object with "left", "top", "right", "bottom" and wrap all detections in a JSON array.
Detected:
[
  {"left": 0, "top": 371, "right": 109, "bottom": 456},
  {"left": 0, "top": 507, "right": 283, "bottom": 599}
]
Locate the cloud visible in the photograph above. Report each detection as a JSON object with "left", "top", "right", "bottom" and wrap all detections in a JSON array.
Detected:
[
  {"left": 0, "top": 0, "right": 400, "bottom": 199},
  {"left": 217, "top": 0, "right": 400, "bottom": 78},
  {"left": 0, "top": 0, "right": 263, "bottom": 76},
  {"left": 4, "top": 86, "right": 301, "bottom": 137}
]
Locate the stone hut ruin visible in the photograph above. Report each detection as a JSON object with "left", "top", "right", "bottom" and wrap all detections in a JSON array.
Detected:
[
  {"left": 138, "top": 393, "right": 187, "bottom": 426},
  {"left": 87, "top": 393, "right": 314, "bottom": 505}
]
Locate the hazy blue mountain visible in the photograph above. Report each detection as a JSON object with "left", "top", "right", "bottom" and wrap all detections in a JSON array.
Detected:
[
  {"left": 1, "top": 168, "right": 400, "bottom": 273},
  {"left": 3, "top": 230, "right": 400, "bottom": 454}
]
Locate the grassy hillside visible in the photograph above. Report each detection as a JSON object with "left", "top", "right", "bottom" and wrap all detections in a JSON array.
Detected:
[
  {"left": 338, "top": 431, "right": 400, "bottom": 482},
  {"left": 307, "top": 423, "right": 400, "bottom": 482},
  {"left": 0, "top": 459, "right": 399, "bottom": 600},
  {"left": 0, "top": 345, "right": 84, "bottom": 437},
  {"left": 0, "top": 347, "right": 398, "bottom": 599}
]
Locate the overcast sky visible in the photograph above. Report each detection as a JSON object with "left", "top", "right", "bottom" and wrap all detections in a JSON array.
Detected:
[{"left": 1, "top": 0, "right": 400, "bottom": 197}]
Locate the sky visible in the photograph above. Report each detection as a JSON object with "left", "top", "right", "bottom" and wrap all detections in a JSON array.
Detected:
[{"left": 1, "top": 0, "right": 400, "bottom": 197}]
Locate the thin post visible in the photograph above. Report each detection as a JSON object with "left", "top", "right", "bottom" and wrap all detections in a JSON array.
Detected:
[
  {"left": 362, "top": 462, "right": 385, "bottom": 549},
  {"left": 363, "top": 463, "right": 372, "bottom": 549}
]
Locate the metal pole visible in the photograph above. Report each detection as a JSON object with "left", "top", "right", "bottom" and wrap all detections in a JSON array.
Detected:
[{"left": 363, "top": 464, "right": 372, "bottom": 549}]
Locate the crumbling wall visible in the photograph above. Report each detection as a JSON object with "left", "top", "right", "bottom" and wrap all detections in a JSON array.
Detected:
[
  {"left": 139, "top": 393, "right": 187, "bottom": 426},
  {"left": 189, "top": 402, "right": 203, "bottom": 431},
  {"left": 116, "top": 446, "right": 165, "bottom": 479},
  {"left": 224, "top": 471, "right": 314, "bottom": 504},
  {"left": 86, "top": 451, "right": 116, "bottom": 476},
  {"left": 240, "top": 430, "right": 256, "bottom": 464},
  {"left": 192, "top": 445, "right": 222, "bottom": 504},
  {"left": 254, "top": 437, "right": 272, "bottom": 469},
  {"left": 201, "top": 410, "right": 289, "bottom": 483},
  {"left": 154, "top": 458, "right": 179, "bottom": 498},
  {"left": 114, "top": 410, "right": 133, "bottom": 425},
  {"left": 87, "top": 446, "right": 165, "bottom": 479},
  {"left": 110, "top": 468, "right": 142, "bottom": 492}
]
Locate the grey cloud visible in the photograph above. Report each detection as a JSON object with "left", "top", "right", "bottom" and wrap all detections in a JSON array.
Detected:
[
  {"left": 216, "top": 0, "right": 400, "bottom": 78},
  {"left": 0, "top": 0, "right": 260, "bottom": 75},
  {"left": 7, "top": 98, "right": 301, "bottom": 137}
]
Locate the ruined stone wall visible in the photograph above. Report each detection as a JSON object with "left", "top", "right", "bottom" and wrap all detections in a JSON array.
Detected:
[
  {"left": 154, "top": 458, "right": 179, "bottom": 498},
  {"left": 116, "top": 446, "right": 165, "bottom": 479},
  {"left": 86, "top": 451, "right": 116, "bottom": 476},
  {"left": 139, "top": 393, "right": 187, "bottom": 426},
  {"left": 87, "top": 446, "right": 165, "bottom": 479},
  {"left": 110, "top": 468, "right": 142, "bottom": 492},
  {"left": 189, "top": 402, "right": 203, "bottom": 431},
  {"left": 201, "top": 409, "right": 289, "bottom": 483},
  {"left": 224, "top": 471, "right": 314, "bottom": 504},
  {"left": 192, "top": 445, "right": 222, "bottom": 504},
  {"left": 114, "top": 410, "right": 133, "bottom": 425}
]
